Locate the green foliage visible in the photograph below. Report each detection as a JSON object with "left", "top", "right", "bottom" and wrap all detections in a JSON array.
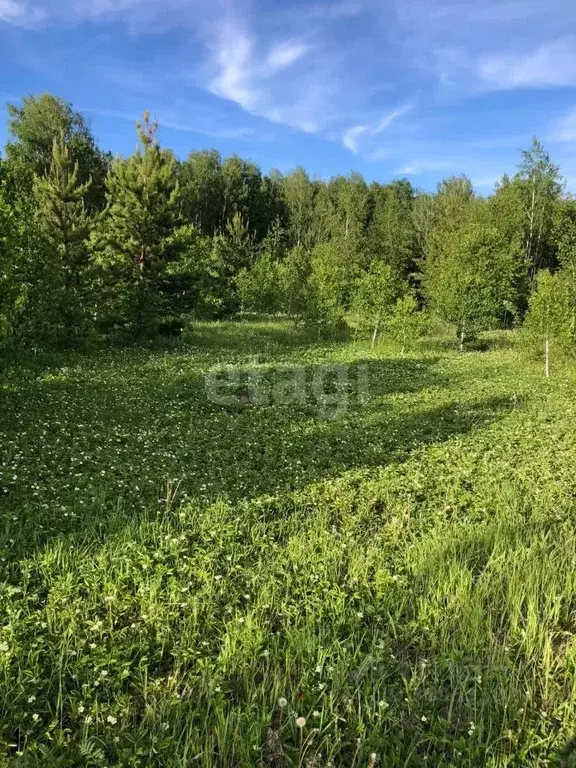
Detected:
[
  {"left": 368, "top": 179, "right": 416, "bottom": 282},
  {"left": 34, "top": 133, "right": 92, "bottom": 345},
  {"left": 180, "top": 149, "right": 224, "bottom": 236},
  {"left": 211, "top": 212, "right": 255, "bottom": 315},
  {"left": 0, "top": 163, "right": 14, "bottom": 345},
  {"left": 385, "top": 294, "right": 427, "bottom": 352},
  {"left": 0, "top": 92, "right": 575, "bottom": 365},
  {"left": 302, "top": 241, "right": 350, "bottom": 334},
  {"left": 280, "top": 244, "right": 312, "bottom": 318},
  {"left": 522, "top": 270, "right": 574, "bottom": 370},
  {"left": 351, "top": 261, "right": 400, "bottom": 344},
  {"left": 6, "top": 93, "right": 107, "bottom": 211},
  {"left": 91, "top": 112, "right": 182, "bottom": 337},
  {"left": 237, "top": 251, "right": 284, "bottom": 314},
  {"left": 282, "top": 166, "right": 316, "bottom": 248},
  {"left": 516, "top": 137, "right": 562, "bottom": 276},
  {"left": 425, "top": 219, "right": 519, "bottom": 348},
  {"left": 164, "top": 224, "right": 225, "bottom": 320}
]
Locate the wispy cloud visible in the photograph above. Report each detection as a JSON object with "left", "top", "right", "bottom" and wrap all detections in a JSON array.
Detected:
[
  {"left": 0, "top": 0, "right": 45, "bottom": 25},
  {"left": 478, "top": 37, "right": 576, "bottom": 89},
  {"left": 208, "top": 21, "right": 258, "bottom": 113},
  {"left": 266, "top": 41, "right": 309, "bottom": 71},
  {"left": 396, "top": 159, "right": 456, "bottom": 175},
  {"left": 206, "top": 15, "right": 337, "bottom": 133},
  {"left": 342, "top": 105, "right": 412, "bottom": 154}
]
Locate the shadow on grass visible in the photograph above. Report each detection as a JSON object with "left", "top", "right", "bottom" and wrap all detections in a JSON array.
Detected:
[
  {"left": 419, "top": 330, "right": 517, "bottom": 356},
  {"left": 0, "top": 348, "right": 520, "bottom": 558},
  {"left": 557, "top": 739, "right": 576, "bottom": 766},
  {"left": 183, "top": 318, "right": 351, "bottom": 357}
]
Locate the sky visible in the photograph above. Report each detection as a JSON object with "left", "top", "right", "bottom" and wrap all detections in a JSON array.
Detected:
[{"left": 1, "top": 0, "right": 576, "bottom": 192}]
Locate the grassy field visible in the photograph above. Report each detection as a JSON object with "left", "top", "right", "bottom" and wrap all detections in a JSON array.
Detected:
[{"left": 1, "top": 320, "right": 576, "bottom": 766}]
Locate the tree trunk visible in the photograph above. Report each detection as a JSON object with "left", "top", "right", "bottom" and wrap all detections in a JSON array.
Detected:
[
  {"left": 526, "top": 174, "right": 536, "bottom": 275},
  {"left": 545, "top": 334, "right": 550, "bottom": 378},
  {"left": 371, "top": 321, "right": 379, "bottom": 348}
]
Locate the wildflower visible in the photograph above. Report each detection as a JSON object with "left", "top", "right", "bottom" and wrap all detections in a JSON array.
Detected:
[
  {"left": 313, "top": 710, "right": 320, "bottom": 717},
  {"left": 32, "top": 713, "right": 40, "bottom": 722},
  {"left": 278, "top": 697, "right": 288, "bottom": 708},
  {"left": 27, "top": 695, "right": 36, "bottom": 703},
  {"left": 295, "top": 716, "right": 306, "bottom": 728},
  {"left": 106, "top": 715, "right": 117, "bottom": 724},
  {"left": 421, "top": 715, "right": 427, "bottom": 722}
]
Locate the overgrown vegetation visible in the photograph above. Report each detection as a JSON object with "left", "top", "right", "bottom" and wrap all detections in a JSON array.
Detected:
[
  {"left": 3, "top": 94, "right": 576, "bottom": 766},
  {"left": 1, "top": 321, "right": 576, "bottom": 765}
]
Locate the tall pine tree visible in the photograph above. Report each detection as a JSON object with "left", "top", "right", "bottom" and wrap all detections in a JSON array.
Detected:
[
  {"left": 34, "top": 132, "right": 92, "bottom": 345},
  {"left": 91, "top": 112, "right": 181, "bottom": 336}
]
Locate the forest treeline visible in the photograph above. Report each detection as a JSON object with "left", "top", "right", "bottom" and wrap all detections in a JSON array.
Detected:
[{"left": 1, "top": 93, "right": 575, "bottom": 357}]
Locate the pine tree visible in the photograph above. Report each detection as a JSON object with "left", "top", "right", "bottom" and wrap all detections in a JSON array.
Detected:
[
  {"left": 35, "top": 132, "right": 92, "bottom": 345},
  {"left": 91, "top": 112, "right": 181, "bottom": 336}
]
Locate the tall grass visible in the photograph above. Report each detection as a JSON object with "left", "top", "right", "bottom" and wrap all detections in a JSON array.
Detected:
[{"left": 1, "top": 322, "right": 576, "bottom": 765}]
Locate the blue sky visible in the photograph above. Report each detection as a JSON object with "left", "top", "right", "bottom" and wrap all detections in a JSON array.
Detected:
[{"left": 2, "top": 0, "right": 576, "bottom": 192}]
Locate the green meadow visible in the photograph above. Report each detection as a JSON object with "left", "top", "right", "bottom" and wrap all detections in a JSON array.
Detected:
[{"left": 1, "top": 320, "right": 576, "bottom": 766}]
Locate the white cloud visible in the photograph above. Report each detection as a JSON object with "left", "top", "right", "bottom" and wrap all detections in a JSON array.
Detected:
[
  {"left": 479, "top": 37, "right": 576, "bottom": 89},
  {"left": 266, "top": 41, "right": 309, "bottom": 72},
  {"left": 0, "top": 0, "right": 45, "bottom": 25},
  {"left": 342, "top": 105, "right": 412, "bottom": 154},
  {"left": 206, "top": 17, "right": 336, "bottom": 133},
  {"left": 396, "top": 160, "right": 455, "bottom": 175},
  {"left": 208, "top": 22, "right": 258, "bottom": 112}
]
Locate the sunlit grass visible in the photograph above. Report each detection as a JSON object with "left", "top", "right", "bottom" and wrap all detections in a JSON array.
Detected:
[{"left": 1, "top": 321, "right": 576, "bottom": 765}]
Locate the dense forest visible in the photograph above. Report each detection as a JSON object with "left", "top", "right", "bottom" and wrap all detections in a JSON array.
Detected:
[{"left": 1, "top": 93, "right": 575, "bottom": 360}]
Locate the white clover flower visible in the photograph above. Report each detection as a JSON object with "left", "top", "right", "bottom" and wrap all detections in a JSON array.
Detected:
[
  {"left": 278, "top": 697, "right": 288, "bottom": 708},
  {"left": 295, "top": 716, "right": 306, "bottom": 728},
  {"left": 106, "top": 715, "right": 117, "bottom": 724}
]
